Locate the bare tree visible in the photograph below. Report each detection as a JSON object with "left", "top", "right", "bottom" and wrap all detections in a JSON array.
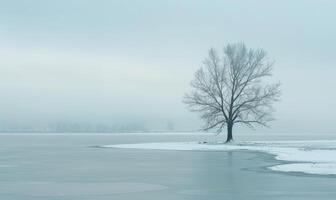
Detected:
[{"left": 184, "top": 43, "right": 281, "bottom": 142}]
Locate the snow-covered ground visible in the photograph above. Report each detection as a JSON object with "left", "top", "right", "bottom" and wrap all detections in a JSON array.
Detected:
[{"left": 101, "top": 140, "right": 336, "bottom": 175}]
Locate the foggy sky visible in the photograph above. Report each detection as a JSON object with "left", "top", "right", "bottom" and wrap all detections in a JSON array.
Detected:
[{"left": 1, "top": 0, "right": 336, "bottom": 133}]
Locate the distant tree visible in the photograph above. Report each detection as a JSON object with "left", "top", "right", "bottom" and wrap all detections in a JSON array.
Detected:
[
  {"left": 166, "top": 121, "right": 175, "bottom": 131},
  {"left": 184, "top": 43, "right": 281, "bottom": 142}
]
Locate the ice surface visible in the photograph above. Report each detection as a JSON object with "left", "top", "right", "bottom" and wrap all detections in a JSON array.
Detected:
[{"left": 102, "top": 140, "right": 336, "bottom": 175}]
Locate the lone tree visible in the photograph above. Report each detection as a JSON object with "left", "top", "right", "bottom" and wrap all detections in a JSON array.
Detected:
[{"left": 184, "top": 43, "right": 281, "bottom": 143}]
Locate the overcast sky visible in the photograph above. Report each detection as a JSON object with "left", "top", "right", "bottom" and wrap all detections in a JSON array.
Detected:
[{"left": 0, "top": 0, "right": 336, "bottom": 133}]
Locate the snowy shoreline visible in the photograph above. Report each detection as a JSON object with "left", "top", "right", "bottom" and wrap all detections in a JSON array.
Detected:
[{"left": 101, "top": 140, "right": 336, "bottom": 176}]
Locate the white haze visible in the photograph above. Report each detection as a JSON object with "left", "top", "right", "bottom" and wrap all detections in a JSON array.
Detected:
[{"left": 0, "top": 0, "right": 336, "bottom": 134}]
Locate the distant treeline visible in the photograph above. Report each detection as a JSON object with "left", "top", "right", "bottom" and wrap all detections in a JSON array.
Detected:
[{"left": 0, "top": 122, "right": 150, "bottom": 133}]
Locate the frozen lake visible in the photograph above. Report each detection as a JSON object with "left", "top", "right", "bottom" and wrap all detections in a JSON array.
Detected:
[{"left": 0, "top": 133, "right": 335, "bottom": 200}]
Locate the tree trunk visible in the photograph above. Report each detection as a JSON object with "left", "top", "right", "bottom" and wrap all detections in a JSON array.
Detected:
[{"left": 226, "top": 122, "right": 233, "bottom": 143}]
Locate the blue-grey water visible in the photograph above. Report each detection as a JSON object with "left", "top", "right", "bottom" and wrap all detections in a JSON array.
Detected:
[{"left": 0, "top": 133, "right": 335, "bottom": 200}]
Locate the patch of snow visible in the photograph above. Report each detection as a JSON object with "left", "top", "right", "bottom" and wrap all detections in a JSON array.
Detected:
[
  {"left": 270, "top": 163, "right": 336, "bottom": 175},
  {"left": 101, "top": 140, "right": 336, "bottom": 175}
]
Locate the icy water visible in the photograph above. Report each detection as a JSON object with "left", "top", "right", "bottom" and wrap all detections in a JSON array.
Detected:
[{"left": 0, "top": 133, "right": 335, "bottom": 200}]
